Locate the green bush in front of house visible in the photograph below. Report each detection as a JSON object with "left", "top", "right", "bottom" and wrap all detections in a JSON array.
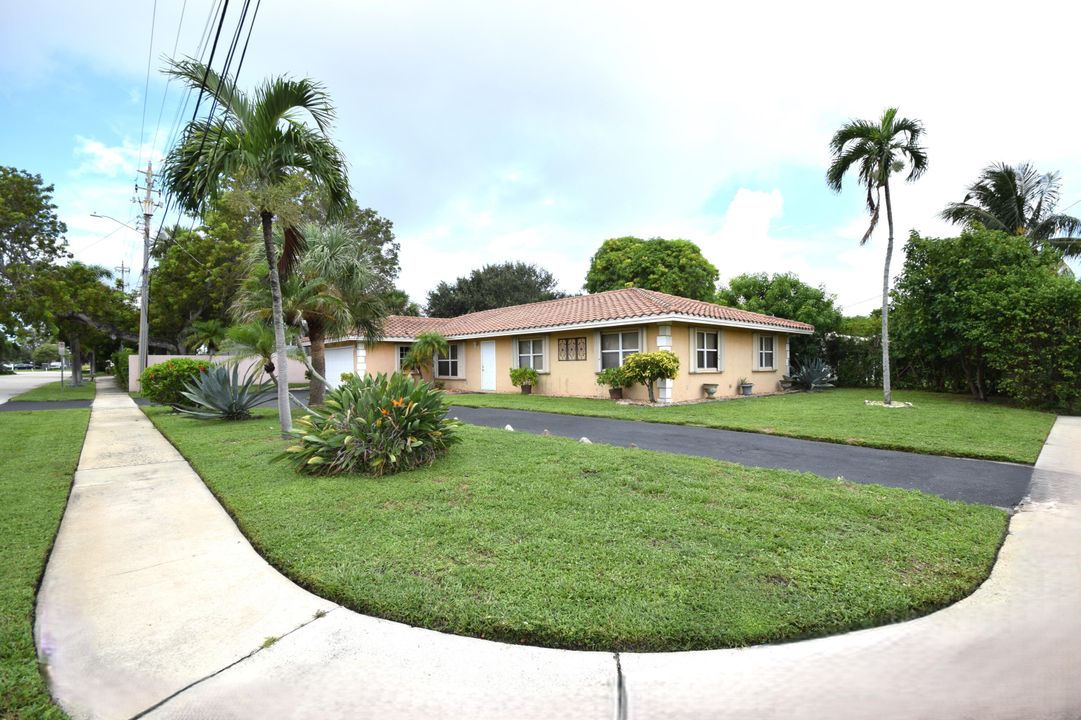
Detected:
[
  {"left": 112, "top": 347, "right": 133, "bottom": 388},
  {"left": 509, "top": 366, "right": 539, "bottom": 387},
  {"left": 139, "top": 358, "right": 212, "bottom": 405},
  {"left": 277, "top": 372, "right": 461, "bottom": 477},
  {"left": 622, "top": 351, "right": 680, "bottom": 403}
]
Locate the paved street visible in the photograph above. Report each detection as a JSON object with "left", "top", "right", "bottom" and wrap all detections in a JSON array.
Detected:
[{"left": 0, "top": 371, "right": 62, "bottom": 404}]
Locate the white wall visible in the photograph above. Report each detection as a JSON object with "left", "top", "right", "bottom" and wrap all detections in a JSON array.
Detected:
[{"left": 127, "top": 354, "right": 308, "bottom": 393}]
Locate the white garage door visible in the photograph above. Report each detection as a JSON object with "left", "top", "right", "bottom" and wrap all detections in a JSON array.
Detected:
[{"left": 323, "top": 345, "right": 356, "bottom": 389}]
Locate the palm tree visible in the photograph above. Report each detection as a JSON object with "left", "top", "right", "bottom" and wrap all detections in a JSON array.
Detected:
[
  {"left": 402, "top": 331, "right": 450, "bottom": 381},
  {"left": 826, "top": 108, "right": 928, "bottom": 405},
  {"left": 234, "top": 223, "right": 386, "bottom": 405},
  {"left": 162, "top": 58, "right": 349, "bottom": 434},
  {"left": 940, "top": 162, "right": 1081, "bottom": 257},
  {"left": 184, "top": 318, "right": 227, "bottom": 359}
]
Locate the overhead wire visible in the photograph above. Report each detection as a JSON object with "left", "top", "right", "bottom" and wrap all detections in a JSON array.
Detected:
[{"left": 134, "top": 0, "right": 158, "bottom": 179}]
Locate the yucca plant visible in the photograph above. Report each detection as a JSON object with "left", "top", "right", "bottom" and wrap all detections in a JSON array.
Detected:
[
  {"left": 785, "top": 357, "right": 837, "bottom": 392},
  {"left": 276, "top": 372, "right": 460, "bottom": 477},
  {"left": 175, "top": 363, "right": 276, "bottom": 420}
]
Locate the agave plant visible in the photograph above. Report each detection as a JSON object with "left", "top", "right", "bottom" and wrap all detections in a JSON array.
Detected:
[
  {"left": 785, "top": 357, "right": 837, "bottom": 392},
  {"left": 175, "top": 363, "right": 276, "bottom": 420}
]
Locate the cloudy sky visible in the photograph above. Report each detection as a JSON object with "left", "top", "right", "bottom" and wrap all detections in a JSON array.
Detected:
[{"left": 3, "top": 1, "right": 1079, "bottom": 314}]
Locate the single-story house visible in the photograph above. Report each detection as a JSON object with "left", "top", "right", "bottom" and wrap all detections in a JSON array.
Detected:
[{"left": 318, "top": 287, "right": 814, "bottom": 403}]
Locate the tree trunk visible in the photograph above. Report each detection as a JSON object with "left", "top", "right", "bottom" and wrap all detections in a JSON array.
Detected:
[
  {"left": 261, "top": 211, "right": 292, "bottom": 435},
  {"left": 309, "top": 322, "right": 327, "bottom": 406},
  {"left": 70, "top": 335, "right": 83, "bottom": 387},
  {"left": 646, "top": 380, "right": 656, "bottom": 403},
  {"left": 881, "top": 181, "right": 894, "bottom": 405}
]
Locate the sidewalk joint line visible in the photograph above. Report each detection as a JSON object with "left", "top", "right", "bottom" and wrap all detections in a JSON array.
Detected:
[
  {"left": 126, "top": 607, "right": 340, "bottom": 719},
  {"left": 614, "top": 652, "right": 626, "bottom": 720}
]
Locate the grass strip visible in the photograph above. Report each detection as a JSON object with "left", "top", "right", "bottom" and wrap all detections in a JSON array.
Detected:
[
  {"left": 0, "top": 409, "right": 90, "bottom": 718},
  {"left": 10, "top": 381, "right": 97, "bottom": 403}
]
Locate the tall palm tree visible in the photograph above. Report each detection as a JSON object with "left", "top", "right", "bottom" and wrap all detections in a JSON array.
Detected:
[
  {"left": 234, "top": 223, "right": 386, "bottom": 405},
  {"left": 940, "top": 162, "right": 1081, "bottom": 257},
  {"left": 827, "top": 108, "right": 928, "bottom": 405},
  {"left": 162, "top": 58, "right": 349, "bottom": 434}
]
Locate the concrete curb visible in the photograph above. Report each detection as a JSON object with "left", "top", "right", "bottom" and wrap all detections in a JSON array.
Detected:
[{"left": 35, "top": 378, "right": 1080, "bottom": 719}]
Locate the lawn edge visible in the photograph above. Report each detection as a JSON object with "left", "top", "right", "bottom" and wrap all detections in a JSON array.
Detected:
[
  {"left": 9, "top": 380, "right": 99, "bottom": 403},
  {"left": 142, "top": 404, "right": 1013, "bottom": 654}
]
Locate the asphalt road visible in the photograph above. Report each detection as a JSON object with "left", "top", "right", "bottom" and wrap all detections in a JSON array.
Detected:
[
  {"left": 448, "top": 405, "right": 1033, "bottom": 507},
  {"left": 0, "top": 370, "right": 65, "bottom": 404}
]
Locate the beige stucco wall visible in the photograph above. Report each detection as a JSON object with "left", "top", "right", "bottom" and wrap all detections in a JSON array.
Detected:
[
  {"left": 362, "top": 323, "right": 792, "bottom": 403},
  {"left": 128, "top": 354, "right": 308, "bottom": 393}
]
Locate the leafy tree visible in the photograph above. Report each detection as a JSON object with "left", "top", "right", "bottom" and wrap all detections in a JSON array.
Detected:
[
  {"left": 584, "top": 237, "right": 718, "bottom": 301},
  {"left": 32, "top": 342, "right": 59, "bottom": 367},
  {"left": 0, "top": 167, "right": 68, "bottom": 275},
  {"left": 717, "top": 272, "right": 842, "bottom": 359},
  {"left": 891, "top": 226, "right": 1080, "bottom": 411},
  {"left": 149, "top": 207, "right": 253, "bottom": 350},
  {"left": 29, "top": 263, "right": 135, "bottom": 385},
  {"left": 163, "top": 58, "right": 349, "bottom": 434},
  {"left": 622, "top": 351, "right": 680, "bottom": 403},
  {"left": 383, "top": 288, "right": 421, "bottom": 316},
  {"left": 0, "top": 168, "right": 69, "bottom": 337},
  {"left": 940, "top": 162, "right": 1081, "bottom": 256},
  {"left": 426, "top": 262, "right": 565, "bottom": 317},
  {"left": 826, "top": 107, "right": 928, "bottom": 404}
]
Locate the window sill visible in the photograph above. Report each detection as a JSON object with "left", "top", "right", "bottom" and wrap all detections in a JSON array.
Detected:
[
  {"left": 690, "top": 369, "right": 723, "bottom": 374},
  {"left": 751, "top": 368, "right": 776, "bottom": 373}
]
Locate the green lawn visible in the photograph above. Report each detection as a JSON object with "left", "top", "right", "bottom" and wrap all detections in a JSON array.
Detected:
[
  {"left": 0, "top": 409, "right": 89, "bottom": 718},
  {"left": 145, "top": 406, "right": 1006, "bottom": 652},
  {"left": 9, "top": 380, "right": 96, "bottom": 402},
  {"left": 448, "top": 389, "right": 1054, "bottom": 464}
]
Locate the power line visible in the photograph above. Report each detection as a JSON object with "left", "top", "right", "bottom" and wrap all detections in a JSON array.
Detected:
[
  {"left": 148, "top": 0, "right": 189, "bottom": 161},
  {"left": 135, "top": 0, "right": 158, "bottom": 178}
]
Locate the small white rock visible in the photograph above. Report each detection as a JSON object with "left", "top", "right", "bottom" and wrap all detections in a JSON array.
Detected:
[
  {"left": 542, "top": 429, "right": 551, "bottom": 436},
  {"left": 504, "top": 424, "right": 514, "bottom": 431},
  {"left": 579, "top": 437, "right": 592, "bottom": 444}
]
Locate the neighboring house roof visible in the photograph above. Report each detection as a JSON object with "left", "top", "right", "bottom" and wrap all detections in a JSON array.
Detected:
[{"left": 379, "top": 288, "right": 814, "bottom": 340}]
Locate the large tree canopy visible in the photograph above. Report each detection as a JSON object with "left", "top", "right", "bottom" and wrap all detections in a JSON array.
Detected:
[
  {"left": 892, "top": 226, "right": 1080, "bottom": 411},
  {"left": 0, "top": 167, "right": 68, "bottom": 274},
  {"left": 717, "top": 272, "right": 842, "bottom": 360},
  {"left": 149, "top": 204, "right": 255, "bottom": 351},
  {"left": 426, "top": 262, "right": 565, "bottom": 317},
  {"left": 940, "top": 162, "right": 1081, "bottom": 256},
  {"left": 584, "top": 236, "right": 718, "bottom": 301}
]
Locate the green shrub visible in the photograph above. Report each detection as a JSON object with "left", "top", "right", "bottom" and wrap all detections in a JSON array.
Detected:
[
  {"left": 622, "top": 351, "right": 680, "bottom": 403},
  {"left": 140, "top": 358, "right": 211, "bottom": 405},
  {"left": 277, "top": 372, "right": 461, "bottom": 477},
  {"left": 509, "top": 366, "right": 539, "bottom": 387},
  {"left": 0, "top": 366, "right": 14, "bottom": 376},
  {"left": 112, "top": 347, "right": 133, "bottom": 388},
  {"left": 175, "top": 364, "right": 275, "bottom": 420},
  {"left": 595, "top": 366, "right": 632, "bottom": 389}
]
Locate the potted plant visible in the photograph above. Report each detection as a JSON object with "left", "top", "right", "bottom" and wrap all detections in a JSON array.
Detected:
[
  {"left": 596, "top": 366, "right": 632, "bottom": 399},
  {"left": 702, "top": 383, "right": 719, "bottom": 398},
  {"left": 737, "top": 377, "right": 754, "bottom": 396},
  {"left": 510, "top": 366, "right": 539, "bottom": 394}
]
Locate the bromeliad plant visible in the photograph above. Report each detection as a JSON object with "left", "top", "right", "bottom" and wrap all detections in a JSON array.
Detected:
[
  {"left": 175, "top": 363, "right": 276, "bottom": 420},
  {"left": 277, "top": 372, "right": 460, "bottom": 477}
]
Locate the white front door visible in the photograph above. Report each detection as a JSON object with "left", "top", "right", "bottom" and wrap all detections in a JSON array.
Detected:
[
  {"left": 323, "top": 345, "right": 356, "bottom": 389},
  {"left": 480, "top": 341, "right": 497, "bottom": 391}
]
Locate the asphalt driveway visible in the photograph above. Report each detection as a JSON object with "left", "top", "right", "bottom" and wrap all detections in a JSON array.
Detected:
[{"left": 449, "top": 405, "right": 1032, "bottom": 507}]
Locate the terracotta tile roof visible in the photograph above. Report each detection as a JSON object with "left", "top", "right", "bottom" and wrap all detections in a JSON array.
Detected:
[{"left": 380, "top": 288, "right": 813, "bottom": 339}]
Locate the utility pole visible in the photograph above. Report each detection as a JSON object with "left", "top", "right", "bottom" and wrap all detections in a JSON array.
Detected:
[
  {"left": 135, "top": 162, "right": 158, "bottom": 377},
  {"left": 114, "top": 260, "right": 130, "bottom": 292}
]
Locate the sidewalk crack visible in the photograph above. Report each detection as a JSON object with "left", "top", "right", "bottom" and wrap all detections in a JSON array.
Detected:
[{"left": 127, "top": 606, "right": 339, "bottom": 719}]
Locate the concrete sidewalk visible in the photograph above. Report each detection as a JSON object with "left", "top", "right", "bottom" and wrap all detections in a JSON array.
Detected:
[{"left": 36, "top": 378, "right": 1081, "bottom": 719}]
